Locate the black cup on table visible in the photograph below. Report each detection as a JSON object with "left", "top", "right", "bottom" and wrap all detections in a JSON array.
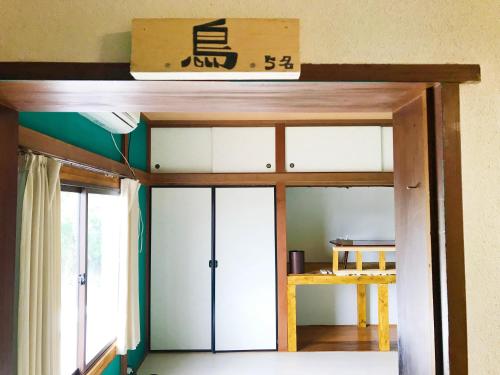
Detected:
[{"left": 289, "top": 250, "right": 305, "bottom": 274}]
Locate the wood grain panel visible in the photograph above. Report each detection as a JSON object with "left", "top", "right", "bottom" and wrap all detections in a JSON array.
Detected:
[
  {"left": 276, "top": 182, "right": 288, "bottom": 351},
  {"left": 393, "top": 93, "right": 436, "bottom": 374},
  {"left": 149, "top": 172, "right": 393, "bottom": 187},
  {"left": 0, "top": 62, "right": 480, "bottom": 82},
  {"left": 299, "top": 64, "right": 481, "bottom": 83},
  {"left": 0, "top": 107, "right": 18, "bottom": 375},
  {"left": 431, "top": 83, "right": 468, "bottom": 375},
  {"left": 0, "top": 80, "right": 427, "bottom": 113},
  {"left": 60, "top": 165, "right": 120, "bottom": 189}
]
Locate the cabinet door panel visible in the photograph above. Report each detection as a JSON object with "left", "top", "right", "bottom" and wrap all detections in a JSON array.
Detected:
[
  {"left": 150, "top": 128, "right": 212, "bottom": 173},
  {"left": 212, "top": 127, "right": 275, "bottom": 172},
  {"left": 215, "top": 188, "right": 277, "bottom": 351},
  {"left": 150, "top": 188, "right": 212, "bottom": 350},
  {"left": 382, "top": 127, "right": 394, "bottom": 171},
  {"left": 285, "top": 126, "right": 382, "bottom": 172}
]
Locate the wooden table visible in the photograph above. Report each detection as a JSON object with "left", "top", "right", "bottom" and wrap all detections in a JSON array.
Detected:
[{"left": 287, "top": 240, "right": 396, "bottom": 352}]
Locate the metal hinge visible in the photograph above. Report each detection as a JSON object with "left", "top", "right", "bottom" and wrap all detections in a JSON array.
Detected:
[
  {"left": 209, "top": 260, "right": 218, "bottom": 268},
  {"left": 78, "top": 273, "right": 87, "bottom": 285}
]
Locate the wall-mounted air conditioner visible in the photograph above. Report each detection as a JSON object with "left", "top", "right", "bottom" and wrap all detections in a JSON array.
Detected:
[{"left": 79, "top": 112, "right": 140, "bottom": 134}]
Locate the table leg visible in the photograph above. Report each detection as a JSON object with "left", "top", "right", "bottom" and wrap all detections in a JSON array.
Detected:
[
  {"left": 357, "top": 284, "right": 367, "bottom": 328},
  {"left": 378, "top": 284, "right": 390, "bottom": 351},
  {"left": 287, "top": 284, "right": 297, "bottom": 352}
]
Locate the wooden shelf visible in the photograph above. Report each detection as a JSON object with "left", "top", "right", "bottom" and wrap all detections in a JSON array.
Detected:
[
  {"left": 289, "top": 262, "right": 396, "bottom": 275},
  {"left": 297, "top": 325, "right": 397, "bottom": 352}
]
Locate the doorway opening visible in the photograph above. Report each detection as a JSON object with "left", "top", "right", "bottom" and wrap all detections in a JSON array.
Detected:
[{"left": 0, "top": 63, "right": 475, "bottom": 375}]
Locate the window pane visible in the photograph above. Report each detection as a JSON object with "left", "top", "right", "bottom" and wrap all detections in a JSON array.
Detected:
[
  {"left": 60, "top": 191, "right": 80, "bottom": 375},
  {"left": 86, "top": 193, "right": 121, "bottom": 363}
]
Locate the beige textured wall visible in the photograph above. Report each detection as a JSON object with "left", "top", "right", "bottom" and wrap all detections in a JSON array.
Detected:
[{"left": 1, "top": 0, "right": 499, "bottom": 372}]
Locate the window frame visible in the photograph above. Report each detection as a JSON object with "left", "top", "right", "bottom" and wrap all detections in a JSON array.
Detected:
[{"left": 61, "top": 184, "right": 120, "bottom": 375}]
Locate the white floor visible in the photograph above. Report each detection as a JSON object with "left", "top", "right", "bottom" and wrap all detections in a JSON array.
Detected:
[{"left": 138, "top": 352, "right": 398, "bottom": 375}]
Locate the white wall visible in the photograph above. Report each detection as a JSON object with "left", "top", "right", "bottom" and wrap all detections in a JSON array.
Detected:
[{"left": 286, "top": 187, "right": 397, "bottom": 325}]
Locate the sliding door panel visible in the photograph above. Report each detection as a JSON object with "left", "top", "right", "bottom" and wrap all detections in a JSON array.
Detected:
[
  {"left": 151, "top": 188, "right": 212, "bottom": 350},
  {"left": 215, "top": 187, "right": 277, "bottom": 351},
  {"left": 393, "top": 94, "right": 436, "bottom": 374}
]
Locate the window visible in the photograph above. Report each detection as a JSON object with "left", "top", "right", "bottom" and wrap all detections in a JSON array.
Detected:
[{"left": 60, "top": 187, "right": 121, "bottom": 375}]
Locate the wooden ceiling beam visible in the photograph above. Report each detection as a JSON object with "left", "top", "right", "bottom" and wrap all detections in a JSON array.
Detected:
[
  {"left": 0, "top": 62, "right": 480, "bottom": 83},
  {"left": 145, "top": 119, "right": 393, "bottom": 127}
]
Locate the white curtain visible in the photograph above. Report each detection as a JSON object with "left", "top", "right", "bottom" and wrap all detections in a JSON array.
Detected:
[
  {"left": 17, "top": 154, "right": 62, "bottom": 375},
  {"left": 116, "top": 178, "right": 141, "bottom": 355}
]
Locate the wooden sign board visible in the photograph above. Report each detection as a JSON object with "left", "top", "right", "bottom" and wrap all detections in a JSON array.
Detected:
[{"left": 131, "top": 18, "right": 300, "bottom": 80}]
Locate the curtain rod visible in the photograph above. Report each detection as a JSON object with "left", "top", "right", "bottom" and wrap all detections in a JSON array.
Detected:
[{"left": 17, "top": 147, "right": 128, "bottom": 179}]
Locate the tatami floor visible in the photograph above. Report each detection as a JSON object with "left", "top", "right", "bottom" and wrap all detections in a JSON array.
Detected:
[{"left": 138, "top": 352, "right": 398, "bottom": 375}]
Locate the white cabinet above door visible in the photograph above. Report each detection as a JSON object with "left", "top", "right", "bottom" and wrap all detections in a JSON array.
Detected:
[
  {"left": 150, "top": 128, "right": 212, "bottom": 173},
  {"left": 212, "top": 127, "right": 275, "bottom": 172},
  {"left": 382, "top": 127, "right": 394, "bottom": 171},
  {"left": 285, "top": 126, "right": 383, "bottom": 172}
]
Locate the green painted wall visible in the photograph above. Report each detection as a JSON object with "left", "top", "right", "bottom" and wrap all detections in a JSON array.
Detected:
[
  {"left": 102, "top": 355, "right": 121, "bottom": 375},
  {"left": 19, "top": 113, "right": 148, "bottom": 374},
  {"left": 19, "top": 113, "right": 123, "bottom": 162}
]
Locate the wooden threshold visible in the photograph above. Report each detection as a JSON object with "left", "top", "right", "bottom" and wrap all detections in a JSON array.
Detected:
[
  {"left": 149, "top": 172, "right": 393, "bottom": 187},
  {"left": 0, "top": 62, "right": 480, "bottom": 83}
]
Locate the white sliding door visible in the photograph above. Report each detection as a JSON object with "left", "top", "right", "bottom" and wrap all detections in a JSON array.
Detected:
[
  {"left": 215, "top": 188, "right": 277, "bottom": 351},
  {"left": 151, "top": 188, "right": 212, "bottom": 350}
]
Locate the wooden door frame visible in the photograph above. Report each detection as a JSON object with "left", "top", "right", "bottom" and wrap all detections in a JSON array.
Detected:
[{"left": 0, "top": 63, "right": 477, "bottom": 375}]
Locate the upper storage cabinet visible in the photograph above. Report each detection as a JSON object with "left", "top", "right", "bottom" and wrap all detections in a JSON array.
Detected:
[
  {"left": 151, "top": 127, "right": 275, "bottom": 173},
  {"left": 151, "top": 128, "right": 212, "bottom": 173},
  {"left": 212, "top": 127, "right": 275, "bottom": 173},
  {"left": 381, "top": 127, "right": 394, "bottom": 172},
  {"left": 285, "top": 126, "right": 385, "bottom": 172}
]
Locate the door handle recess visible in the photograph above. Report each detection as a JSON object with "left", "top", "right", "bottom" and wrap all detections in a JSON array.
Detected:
[
  {"left": 406, "top": 182, "right": 420, "bottom": 190},
  {"left": 209, "top": 260, "right": 218, "bottom": 268}
]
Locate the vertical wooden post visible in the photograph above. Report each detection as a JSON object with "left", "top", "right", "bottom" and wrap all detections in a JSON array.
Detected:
[
  {"left": 332, "top": 249, "right": 339, "bottom": 272},
  {"left": 430, "top": 83, "right": 468, "bottom": 374},
  {"left": 378, "top": 284, "right": 390, "bottom": 351},
  {"left": 0, "top": 106, "right": 19, "bottom": 375},
  {"left": 355, "top": 251, "right": 363, "bottom": 271},
  {"left": 276, "top": 182, "right": 288, "bottom": 351},
  {"left": 355, "top": 249, "right": 367, "bottom": 327},
  {"left": 379, "top": 251, "right": 386, "bottom": 270},
  {"left": 275, "top": 125, "right": 289, "bottom": 352},
  {"left": 287, "top": 284, "right": 297, "bottom": 352},
  {"left": 357, "top": 285, "right": 367, "bottom": 328},
  {"left": 275, "top": 123, "right": 286, "bottom": 173},
  {"left": 121, "top": 133, "right": 130, "bottom": 162},
  {"left": 120, "top": 354, "right": 128, "bottom": 375}
]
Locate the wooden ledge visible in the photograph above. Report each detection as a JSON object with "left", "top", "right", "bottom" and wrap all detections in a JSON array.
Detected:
[
  {"left": 149, "top": 172, "right": 394, "bottom": 187},
  {"left": 288, "top": 274, "right": 396, "bottom": 285},
  {"left": 0, "top": 63, "right": 480, "bottom": 83}
]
